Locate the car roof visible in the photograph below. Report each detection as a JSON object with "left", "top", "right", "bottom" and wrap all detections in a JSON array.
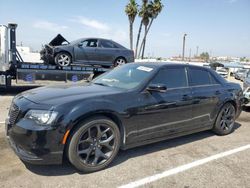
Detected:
[
  {"left": 74, "top": 38, "right": 126, "bottom": 49},
  {"left": 133, "top": 62, "right": 227, "bottom": 84},
  {"left": 134, "top": 62, "right": 210, "bottom": 70},
  {"left": 77, "top": 37, "right": 116, "bottom": 41}
]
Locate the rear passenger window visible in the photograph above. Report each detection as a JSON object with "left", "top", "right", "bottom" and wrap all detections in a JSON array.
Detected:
[
  {"left": 188, "top": 68, "right": 211, "bottom": 86},
  {"left": 209, "top": 73, "right": 220, "bottom": 85},
  {"left": 150, "top": 67, "right": 187, "bottom": 89},
  {"left": 100, "top": 40, "right": 118, "bottom": 48}
]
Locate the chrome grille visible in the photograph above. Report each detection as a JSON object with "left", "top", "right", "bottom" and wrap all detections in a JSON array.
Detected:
[{"left": 9, "top": 103, "right": 20, "bottom": 125}]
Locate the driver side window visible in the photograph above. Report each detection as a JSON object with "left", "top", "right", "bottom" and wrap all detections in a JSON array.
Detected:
[{"left": 150, "top": 67, "right": 188, "bottom": 89}]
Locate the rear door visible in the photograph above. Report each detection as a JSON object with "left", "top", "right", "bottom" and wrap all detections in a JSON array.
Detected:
[
  {"left": 187, "top": 67, "right": 222, "bottom": 128},
  {"left": 98, "top": 40, "right": 120, "bottom": 65},
  {"left": 135, "top": 66, "right": 194, "bottom": 140}
]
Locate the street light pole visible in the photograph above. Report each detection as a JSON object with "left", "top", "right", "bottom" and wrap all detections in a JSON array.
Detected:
[
  {"left": 196, "top": 46, "right": 199, "bottom": 57},
  {"left": 182, "top": 33, "right": 187, "bottom": 61}
]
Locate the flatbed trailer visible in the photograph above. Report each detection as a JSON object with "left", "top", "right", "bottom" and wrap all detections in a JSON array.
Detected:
[{"left": 0, "top": 23, "right": 109, "bottom": 88}]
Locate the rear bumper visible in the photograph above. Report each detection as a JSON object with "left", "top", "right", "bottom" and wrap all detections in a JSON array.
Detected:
[{"left": 126, "top": 55, "right": 135, "bottom": 63}]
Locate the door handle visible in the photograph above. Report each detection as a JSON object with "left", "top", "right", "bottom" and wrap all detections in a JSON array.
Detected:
[
  {"left": 145, "top": 102, "right": 176, "bottom": 110},
  {"left": 215, "top": 90, "right": 221, "bottom": 95},
  {"left": 182, "top": 94, "right": 192, "bottom": 100}
]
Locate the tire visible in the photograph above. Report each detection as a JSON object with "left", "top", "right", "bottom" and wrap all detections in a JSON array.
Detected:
[
  {"left": 55, "top": 52, "right": 72, "bottom": 67},
  {"left": 67, "top": 116, "right": 121, "bottom": 172},
  {"left": 212, "top": 103, "right": 236, "bottom": 135},
  {"left": 114, "top": 57, "right": 126, "bottom": 67}
]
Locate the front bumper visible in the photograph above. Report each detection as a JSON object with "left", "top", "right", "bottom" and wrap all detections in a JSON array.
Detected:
[
  {"left": 5, "top": 118, "right": 64, "bottom": 165},
  {"left": 40, "top": 45, "right": 55, "bottom": 64}
]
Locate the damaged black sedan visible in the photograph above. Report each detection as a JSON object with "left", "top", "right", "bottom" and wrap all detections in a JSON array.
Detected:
[{"left": 40, "top": 34, "right": 134, "bottom": 67}]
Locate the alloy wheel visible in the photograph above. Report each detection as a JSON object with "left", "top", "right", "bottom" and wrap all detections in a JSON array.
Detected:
[
  {"left": 57, "top": 54, "right": 71, "bottom": 66},
  {"left": 115, "top": 58, "right": 126, "bottom": 67},
  {"left": 219, "top": 105, "right": 235, "bottom": 131},
  {"left": 77, "top": 124, "right": 115, "bottom": 166}
]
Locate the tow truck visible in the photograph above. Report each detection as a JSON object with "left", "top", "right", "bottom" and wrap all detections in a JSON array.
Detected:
[{"left": 0, "top": 23, "right": 109, "bottom": 89}]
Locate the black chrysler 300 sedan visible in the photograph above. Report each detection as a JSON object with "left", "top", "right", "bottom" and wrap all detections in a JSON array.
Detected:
[{"left": 6, "top": 63, "right": 243, "bottom": 172}]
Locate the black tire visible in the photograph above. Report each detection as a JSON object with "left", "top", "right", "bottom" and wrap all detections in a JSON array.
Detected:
[
  {"left": 114, "top": 57, "right": 127, "bottom": 67},
  {"left": 212, "top": 103, "right": 236, "bottom": 135},
  {"left": 67, "top": 116, "right": 120, "bottom": 172},
  {"left": 55, "top": 52, "right": 72, "bottom": 67}
]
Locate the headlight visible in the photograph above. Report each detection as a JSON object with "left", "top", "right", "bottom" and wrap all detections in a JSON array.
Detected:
[{"left": 24, "top": 110, "right": 58, "bottom": 125}]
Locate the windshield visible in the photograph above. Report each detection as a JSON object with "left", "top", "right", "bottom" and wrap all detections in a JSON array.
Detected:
[
  {"left": 70, "top": 38, "right": 85, "bottom": 45},
  {"left": 93, "top": 64, "right": 156, "bottom": 90}
]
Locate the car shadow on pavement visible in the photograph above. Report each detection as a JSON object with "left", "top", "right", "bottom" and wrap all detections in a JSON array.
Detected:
[
  {"left": 242, "top": 106, "right": 250, "bottom": 112},
  {"left": 23, "top": 122, "right": 241, "bottom": 176}
]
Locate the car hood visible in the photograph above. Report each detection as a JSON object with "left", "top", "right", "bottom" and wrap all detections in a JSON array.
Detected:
[
  {"left": 49, "top": 34, "right": 69, "bottom": 46},
  {"left": 19, "top": 83, "right": 123, "bottom": 106}
]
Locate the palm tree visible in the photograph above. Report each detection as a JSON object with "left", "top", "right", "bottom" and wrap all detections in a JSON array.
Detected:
[
  {"left": 138, "top": 0, "right": 163, "bottom": 58},
  {"left": 135, "top": 0, "right": 148, "bottom": 58},
  {"left": 139, "top": 2, "right": 152, "bottom": 59},
  {"left": 125, "top": 0, "right": 138, "bottom": 50}
]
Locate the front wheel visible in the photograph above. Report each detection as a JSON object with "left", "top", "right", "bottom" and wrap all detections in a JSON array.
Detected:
[
  {"left": 55, "top": 52, "right": 72, "bottom": 67},
  {"left": 212, "top": 103, "right": 236, "bottom": 135},
  {"left": 67, "top": 117, "right": 121, "bottom": 172}
]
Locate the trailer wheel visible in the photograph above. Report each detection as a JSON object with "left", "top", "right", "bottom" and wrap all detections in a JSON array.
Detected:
[{"left": 55, "top": 52, "right": 72, "bottom": 67}]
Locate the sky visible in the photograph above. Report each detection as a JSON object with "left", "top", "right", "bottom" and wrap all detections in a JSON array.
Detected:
[{"left": 0, "top": 0, "right": 250, "bottom": 58}]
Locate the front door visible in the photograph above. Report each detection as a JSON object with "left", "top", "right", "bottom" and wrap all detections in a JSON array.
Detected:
[
  {"left": 74, "top": 39, "right": 99, "bottom": 64},
  {"left": 134, "top": 67, "right": 193, "bottom": 141}
]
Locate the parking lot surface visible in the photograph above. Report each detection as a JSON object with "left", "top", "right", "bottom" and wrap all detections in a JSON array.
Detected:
[{"left": 0, "top": 82, "right": 249, "bottom": 188}]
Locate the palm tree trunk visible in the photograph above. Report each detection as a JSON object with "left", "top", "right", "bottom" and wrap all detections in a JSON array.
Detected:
[
  {"left": 129, "top": 22, "right": 133, "bottom": 50},
  {"left": 141, "top": 26, "right": 147, "bottom": 59},
  {"left": 138, "top": 19, "right": 154, "bottom": 59},
  {"left": 135, "top": 21, "right": 143, "bottom": 58}
]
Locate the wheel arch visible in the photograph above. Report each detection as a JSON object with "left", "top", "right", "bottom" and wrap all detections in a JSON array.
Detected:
[
  {"left": 54, "top": 50, "right": 73, "bottom": 60},
  {"left": 114, "top": 56, "right": 127, "bottom": 63},
  {"left": 222, "top": 99, "right": 237, "bottom": 113},
  {"left": 63, "top": 111, "right": 126, "bottom": 157}
]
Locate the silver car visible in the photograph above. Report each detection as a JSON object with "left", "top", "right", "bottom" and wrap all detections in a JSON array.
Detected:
[
  {"left": 243, "top": 72, "right": 250, "bottom": 106},
  {"left": 40, "top": 35, "right": 134, "bottom": 67}
]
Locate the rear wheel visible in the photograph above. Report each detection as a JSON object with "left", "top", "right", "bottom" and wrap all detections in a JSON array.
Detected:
[
  {"left": 55, "top": 52, "right": 72, "bottom": 67},
  {"left": 67, "top": 117, "right": 120, "bottom": 172},
  {"left": 212, "top": 103, "right": 236, "bottom": 135},
  {"left": 114, "top": 57, "right": 126, "bottom": 67}
]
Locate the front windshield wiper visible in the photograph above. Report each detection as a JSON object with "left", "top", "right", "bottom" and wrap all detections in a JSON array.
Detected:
[{"left": 93, "top": 82, "right": 110, "bottom": 87}]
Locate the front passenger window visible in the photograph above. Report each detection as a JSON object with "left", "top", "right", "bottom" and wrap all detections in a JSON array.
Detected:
[{"left": 80, "top": 39, "right": 97, "bottom": 48}]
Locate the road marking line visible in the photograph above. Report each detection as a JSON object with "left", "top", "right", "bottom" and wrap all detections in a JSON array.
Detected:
[{"left": 119, "top": 144, "right": 250, "bottom": 188}]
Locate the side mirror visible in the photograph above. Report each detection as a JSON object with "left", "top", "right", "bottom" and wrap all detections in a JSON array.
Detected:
[
  {"left": 146, "top": 84, "right": 167, "bottom": 93},
  {"left": 78, "top": 43, "right": 83, "bottom": 47}
]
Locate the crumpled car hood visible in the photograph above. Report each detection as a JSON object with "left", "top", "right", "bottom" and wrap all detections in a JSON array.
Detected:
[{"left": 49, "top": 34, "right": 69, "bottom": 46}]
